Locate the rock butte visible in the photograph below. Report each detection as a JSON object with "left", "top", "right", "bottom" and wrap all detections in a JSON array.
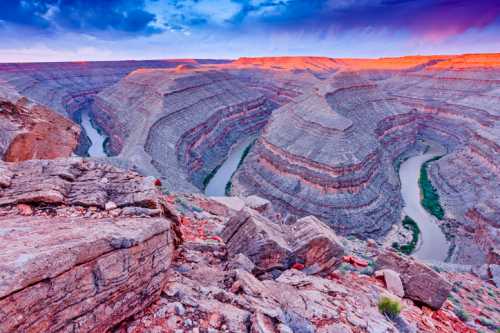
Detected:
[{"left": 0, "top": 53, "right": 499, "bottom": 332}]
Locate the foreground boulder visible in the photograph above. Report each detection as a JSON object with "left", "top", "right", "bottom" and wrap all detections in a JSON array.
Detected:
[
  {"left": 0, "top": 216, "right": 175, "bottom": 332},
  {"left": 376, "top": 250, "right": 452, "bottom": 309},
  {"left": 0, "top": 158, "right": 176, "bottom": 332},
  {"left": 221, "top": 208, "right": 344, "bottom": 274}
]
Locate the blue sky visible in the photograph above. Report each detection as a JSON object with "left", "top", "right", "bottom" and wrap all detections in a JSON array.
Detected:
[{"left": 0, "top": 0, "right": 499, "bottom": 62}]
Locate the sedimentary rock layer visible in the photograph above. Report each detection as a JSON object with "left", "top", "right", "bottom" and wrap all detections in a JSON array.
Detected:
[
  {"left": 2, "top": 54, "right": 496, "bottom": 264},
  {"left": 0, "top": 216, "right": 174, "bottom": 333},
  {"left": 93, "top": 68, "right": 276, "bottom": 192},
  {"left": 231, "top": 55, "right": 499, "bottom": 256},
  {"left": 378, "top": 56, "right": 500, "bottom": 263},
  {"left": 232, "top": 71, "right": 410, "bottom": 237},
  {"left": 0, "top": 158, "right": 176, "bottom": 332},
  {"left": 0, "top": 59, "right": 227, "bottom": 155}
]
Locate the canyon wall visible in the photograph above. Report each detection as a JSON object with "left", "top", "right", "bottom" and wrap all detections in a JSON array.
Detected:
[
  {"left": 230, "top": 54, "right": 499, "bottom": 261},
  {"left": 0, "top": 60, "right": 228, "bottom": 156},
  {"left": 93, "top": 67, "right": 277, "bottom": 192},
  {"left": 1, "top": 54, "right": 497, "bottom": 264}
]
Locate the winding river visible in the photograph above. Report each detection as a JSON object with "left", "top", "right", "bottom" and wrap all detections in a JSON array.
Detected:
[
  {"left": 81, "top": 110, "right": 107, "bottom": 157},
  {"left": 204, "top": 137, "right": 255, "bottom": 197},
  {"left": 399, "top": 142, "right": 448, "bottom": 261}
]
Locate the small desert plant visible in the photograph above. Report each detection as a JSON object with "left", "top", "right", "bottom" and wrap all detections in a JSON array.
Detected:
[
  {"left": 378, "top": 296, "right": 402, "bottom": 319},
  {"left": 478, "top": 317, "right": 498, "bottom": 330},
  {"left": 454, "top": 307, "right": 470, "bottom": 322}
]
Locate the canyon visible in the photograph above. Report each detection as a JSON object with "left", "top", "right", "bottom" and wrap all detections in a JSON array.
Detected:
[{"left": 0, "top": 54, "right": 499, "bottom": 332}]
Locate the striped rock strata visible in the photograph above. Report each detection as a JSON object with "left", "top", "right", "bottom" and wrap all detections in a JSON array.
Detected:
[
  {"left": 93, "top": 68, "right": 277, "bottom": 192},
  {"left": 232, "top": 71, "right": 411, "bottom": 237},
  {"left": 0, "top": 59, "right": 227, "bottom": 155},
  {"left": 232, "top": 55, "right": 499, "bottom": 260},
  {"left": 0, "top": 158, "right": 176, "bottom": 332}
]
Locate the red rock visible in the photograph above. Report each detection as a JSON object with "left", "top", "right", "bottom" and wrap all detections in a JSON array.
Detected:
[
  {"left": 292, "top": 263, "right": 305, "bottom": 270},
  {"left": 154, "top": 178, "right": 162, "bottom": 187},
  {"left": 208, "top": 312, "right": 224, "bottom": 329},
  {"left": 0, "top": 92, "right": 80, "bottom": 162},
  {"left": 222, "top": 209, "right": 345, "bottom": 273},
  {"left": 343, "top": 255, "right": 369, "bottom": 267},
  {"left": 16, "top": 203, "right": 32, "bottom": 216}
]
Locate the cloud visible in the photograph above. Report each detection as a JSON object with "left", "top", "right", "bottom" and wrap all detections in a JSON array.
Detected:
[
  {"left": 0, "top": 0, "right": 161, "bottom": 36},
  {"left": 226, "top": 0, "right": 500, "bottom": 41}
]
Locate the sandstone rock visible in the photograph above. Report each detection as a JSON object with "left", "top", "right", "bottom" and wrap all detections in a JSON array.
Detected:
[
  {"left": 490, "top": 264, "right": 500, "bottom": 287},
  {"left": 0, "top": 88, "right": 80, "bottom": 162},
  {"left": 16, "top": 203, "right": 33, "bottom": 216},
  {"left": 318, "top": 323, "right": 353, "bottom": 333},
  {"left": 244, "top": 195, "right": 271, "bottom": 213},
  {"left": 211, "top": 196, "right": 246, "bottom": 211},
  {"left": 222, "top": 208, "right": 292, "bottom": 272},
  {"left": 277, "top": 324, "right": 294, "bottom": 333},
  {"left": 0, "top": 215, "right": 175, "bottom": 332},
  {"left": 0, "top": 164, "right": 13, "bottom": 187},
  {"left": 251, "top": 311, "right": 278, "bottom": 333},
  {"left": 222, "top": 208, "right": 345, "bottom": 274},
  {"left": 375, "top": 269, "right": 405, "bottom": 297},
  {"left": 227, "top": 253, "right": 256, "bottom": 273},
  {"left": 290, "top": 215, "right": 345, "bottom": 274},
  {"left": 0, "top": 159, "right": 163, "bottom": 210},
  {"left": 376, "top": 251, "right": 452, "bottom": 309},
  {"left": 105, "top": 201, "right": 118, "bottom": 210}
]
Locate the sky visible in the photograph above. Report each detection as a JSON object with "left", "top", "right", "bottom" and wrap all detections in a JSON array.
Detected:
[{"left": 0, "top": 0, "right": 499, "bottom": 62}]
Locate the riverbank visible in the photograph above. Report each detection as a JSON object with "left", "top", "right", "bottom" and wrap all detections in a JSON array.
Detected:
[
  {"left": 398, "top": 141, "right": 449, "bottom": 261},
  {"left": 80, "top": 109, "right": 108, "bottom": 157},
  {"left": 204, "top": 137, "right": 255, "bottom": 197},
  {"left": 419, "top": 156, "right": 445, "bottom": 220}
]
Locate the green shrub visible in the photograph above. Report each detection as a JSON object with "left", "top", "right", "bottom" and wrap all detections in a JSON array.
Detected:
[
  {"left": 454, "top": 307, "right": 470, "bottom": 322},
  {"left": 203, "top": 164, "right": 221, "bottom": 189},
  {"left": 392, "top": 216, "right": 420, "bottom": 255},
  {"left": 378, "top": 296, "right": 402, "bottom": 319},
  {"left": 478, "top": 317, "right": 498, "bottom": 330},
  {"left": 419, "top": 156, "right": 445, "bottom": 220}
]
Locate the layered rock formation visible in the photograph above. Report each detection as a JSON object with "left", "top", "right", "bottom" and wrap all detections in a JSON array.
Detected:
[
  {"left": 116, "top": 191, "right": 499, "bottom": 333},
  {"left": 231, "top": 71, "right": 411, "bottom": 237},
  {"left": 0, "top": 158, "right": 176, "bottom": 332},
  {"left": 229, "top": 55, "right": 500, "bottom": 262},
  {"left": 0, "top": 59, "right": 227, "bottom": 155},
  {"left": 377, "top": 54, "right": 500, "bottom": 264},
  {"left": 0, "top": 53, "right": 497, "bottom": 267},
  {"left": 222, "top": 208, "right": 345, "bottom": 275},
  {"left": 0, "top": 84, "right": 79, "bottom": 161},
  {"left": 93, "top": 68, "right": 276, "bottom": 191},
  {"left": 0, "top": 157, "right": 498, "bottom": 332}
]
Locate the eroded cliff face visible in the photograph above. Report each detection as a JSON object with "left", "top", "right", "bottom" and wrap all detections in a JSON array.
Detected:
[
  {"left": 0, "top": 85, "right": 80, "bottom": 161},
  {"left": 0, "top": 158, "right": 176, "bottom": 333},
  {"left": 92, "top": 67, "right": 278, "bottom": 192},
  {"left": 0, "top": 60, "right": 228, "bottom": 156},
  {"left": 0, "top": 54, "right": 498, "bottom": 265},
  {"left": 1, "top": 159, "right": 498, "bottom": 333},
  {"left": 376, "top": 55, "right": 500, "bottom": 264},
  {"left": 225, "top": 55, "right": 499, "bottom": 263}
]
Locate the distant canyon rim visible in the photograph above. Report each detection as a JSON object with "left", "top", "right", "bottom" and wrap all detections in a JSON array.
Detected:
[{"left": 0, "top": 54, "right": 498, "bottom": 265}]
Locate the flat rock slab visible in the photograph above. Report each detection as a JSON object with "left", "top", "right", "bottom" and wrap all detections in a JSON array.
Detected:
[
  {"left": 0, "top": 216, "right": 174, "bottom": 332},
  {"left": 0, "top": 158, "right": 161, "bottom": 209}
]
